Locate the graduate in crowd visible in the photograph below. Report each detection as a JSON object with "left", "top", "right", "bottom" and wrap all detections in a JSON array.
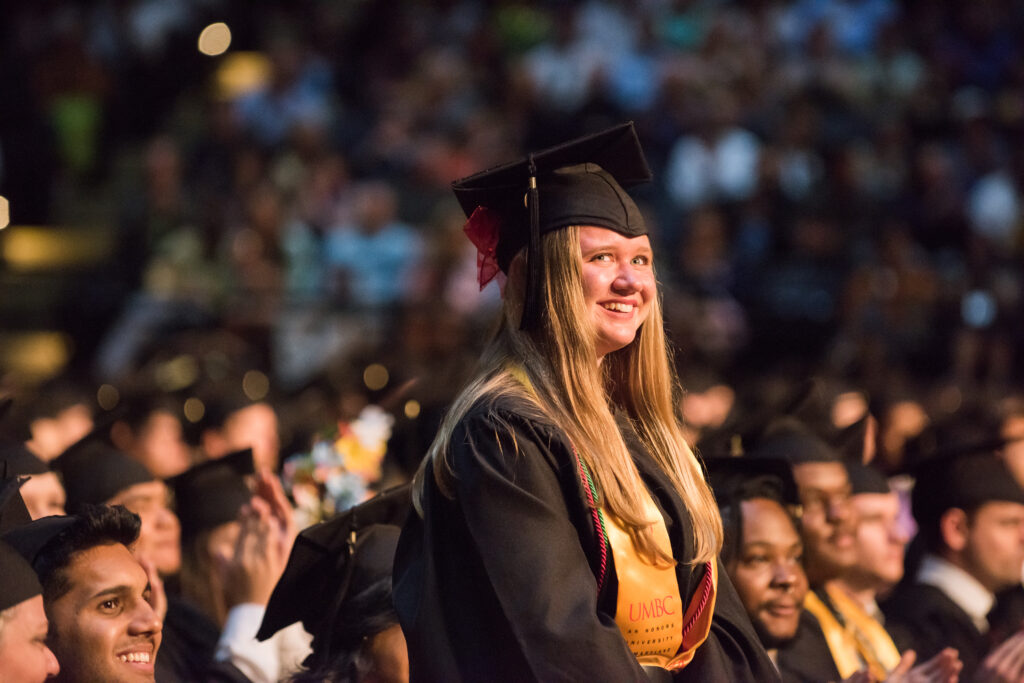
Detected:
[
  {"left": 0, "top": 476, "right": 61, "bottom": 683},
  {"left": 829, "top": 462, "right": 914, "bottom": 676},
  {"left": 750, "top": 419, "right": 864, "bottom": 681},
  {"left": 883, "top": 451, "right": 1024, "bottom": 682},
  {"left": 108, "top": 390, "right": 193, "bottom": 479},
  {"left": 170, "top": 449, "right": 311, "bottom": 683},
  {"left": 393, "top": 122, "right": 777, "bottom": 681},
  {"left": 0, "top": 398, "right": 66, "bottom": 519},
  {"left": 258, "top": 484, "right": 411, "bottom": 682},
  {"left": 752, "top": 419, "right": 961, "bottom": 682},
  {"left": 0, "top": 438, "right": 66, "bottom": 520},
  {"left": 52, "top": 431, "right": 181, "bottom": 578},
  {"left": 0, "top": 539, "right": 60, "bottom": 683},
  {"left": 707, "top": 457, "right": 808, "bottom": 671},
  {"left": 3, "top": 503, "right": 163, "bottom": 683}
]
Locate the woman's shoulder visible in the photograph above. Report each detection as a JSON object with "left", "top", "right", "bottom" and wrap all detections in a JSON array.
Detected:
[
  {"left": 452, "top": 392, "right": 567, "bottom": 456},
  {"left": 459, "top": 390, "right": 543, "bottom": 426}
]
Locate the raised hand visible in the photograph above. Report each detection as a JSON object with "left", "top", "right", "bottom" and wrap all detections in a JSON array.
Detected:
[
  {"left": 217, "top": 497, "right": 289, "bottom": 609},
  {"left": 885, "top": 648, "right": 961, "bottom": 683},
  {"left": 974, "top": 630, "right": 1024, "bottom": 683}
]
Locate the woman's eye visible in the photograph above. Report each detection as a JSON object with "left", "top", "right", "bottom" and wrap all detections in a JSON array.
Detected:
[
  {"left": 744, "top": 555, "right": 769, "bottom": 566},
  {"left": 631, "top": 255, "right": 649, "bottom": 266},
  {"left": 591, "top": 253, "right": 611, "bottom": 262}
]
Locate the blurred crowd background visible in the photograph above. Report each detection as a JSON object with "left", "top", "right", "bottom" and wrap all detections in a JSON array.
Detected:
[{"left": 3, "top": 0, "right": 1024, "bottom": 484}]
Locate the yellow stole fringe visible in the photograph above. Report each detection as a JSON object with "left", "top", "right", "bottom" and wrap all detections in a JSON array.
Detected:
[
  {"left": 803, "top": 591, "right": 864, "bottom": 678},
  {"left": 824, "top": 584, "right": 902, "bottom": 679}
]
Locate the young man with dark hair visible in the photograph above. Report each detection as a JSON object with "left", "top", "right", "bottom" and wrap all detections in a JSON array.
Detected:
[
  {"left": 883, "top": 452, "right": 1024, "bottom": 681},
  {"left": 4, "top": 504, "right": 163, "bottom": 683}
]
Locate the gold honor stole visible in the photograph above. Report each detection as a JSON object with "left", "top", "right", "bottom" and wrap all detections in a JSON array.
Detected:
[
  {"left": 823, "top": 584, "right": 902, "bottom": 680},
  {"left": 606, "top": 488, "right": 717, "bottom": 671},
  {"left": 502, "top": 365, "right": 717, "bottom": 669},
  {"left": 802, "top": 591, "right": 865, "bottom": 679}
]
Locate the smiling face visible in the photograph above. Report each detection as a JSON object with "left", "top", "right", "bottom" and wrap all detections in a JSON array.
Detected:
[
  {"left": 726, "top": 498, "right": 808, "bottom": 649},
  {"left": 845, "top": 491, "right": 908, "bottom": 592},
  {"left": 0, "top": 595, "right": 60, "bottom": 683},
  {"left": 792, "top": 461, "right": 856, "bottom": 585},
  {"left": 46, "top": 543, "right": 162, "bottom": 682},
  {"left": 578, "top": 226, "right": 656, "bottom": 360}
]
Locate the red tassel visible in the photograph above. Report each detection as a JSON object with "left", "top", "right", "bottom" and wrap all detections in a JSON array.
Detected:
[{"left": 463, "top": 206, "right": 502, "bottom": 290}]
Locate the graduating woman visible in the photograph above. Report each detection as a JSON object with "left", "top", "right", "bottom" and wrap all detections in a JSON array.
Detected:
[{"left": 393, "top": 123, "right": 778, "bottom": 682}]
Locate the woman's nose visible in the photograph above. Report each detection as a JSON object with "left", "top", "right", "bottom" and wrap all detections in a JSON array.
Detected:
[{"left": 613, "top": 264, "right": 641, "bottom": 292}]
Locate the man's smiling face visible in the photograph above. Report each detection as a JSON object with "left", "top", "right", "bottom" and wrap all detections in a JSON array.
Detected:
[{"left": 46, "top": 543, "right": 162, "bottom": 682}]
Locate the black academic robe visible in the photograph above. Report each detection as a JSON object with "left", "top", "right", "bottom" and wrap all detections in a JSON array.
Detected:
[
  {"left": 157, "top": 595, "right": 220, "bottom": 682},
  {"left": 775, "top": 603, "right": 844, "bottom": 683},
  {"left": 393, "top": 395, "right": 778, "bottom": 682},
  {"left": 157, "top": 595, "right": 256, "bottom": 683},
  {"left": 882, "top": 582, "right": 986, "bottom": 681}
]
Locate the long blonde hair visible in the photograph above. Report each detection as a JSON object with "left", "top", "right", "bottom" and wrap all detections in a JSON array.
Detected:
[{"left": 421, "top": 226, "right": 722, "bottom": 565}]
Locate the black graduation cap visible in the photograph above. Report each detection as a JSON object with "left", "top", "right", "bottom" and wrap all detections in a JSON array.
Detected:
[
  {"left": 452, "top": 121, "right": 652, "bottom": 330},
  {"left": 0, "top": 470, "right": 33, "bottom": 534},
  {"left": 51, "top": 438, "right": 154, "bottom": 513},
  {"left": 0, "top": 439, "right": 48, "bottom": 477},
  {"left": 0, "top": 395, "right": 49, "bottom": 477},
  {"left": 847, "top": 461, "right": 890, "bottom": 495},
  {"left": 1, "top": 466, "right": 75, "bottom": 572},
  {"left": 745, "top": 417, "right": 843, "bottom": 465},
  {"left": 256, "top": 483, "right": 411, "bottom": 645},
  {"left": 0, "top": 538, "right": 42, "bottom": 612},
  {"left": 911, "top": 450, "right": 1024, "bottom": 529},
  {"left": 706, "top": 456, "right": 800, "bottom": 508},
  {"left": 167, "top": 448, "right": 254, "bottom": 539},
  {"left": 2, "top": 516, "right": 77, "bottom": 568}
]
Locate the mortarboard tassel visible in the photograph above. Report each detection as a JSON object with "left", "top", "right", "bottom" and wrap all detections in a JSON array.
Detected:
[{"left": 521, "top": 155, "right": 542, "bottom": 331}]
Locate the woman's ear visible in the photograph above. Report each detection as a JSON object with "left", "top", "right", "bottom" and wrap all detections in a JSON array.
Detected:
[{"left": 938, "top": 507, "right": 969, "bottom": 553}]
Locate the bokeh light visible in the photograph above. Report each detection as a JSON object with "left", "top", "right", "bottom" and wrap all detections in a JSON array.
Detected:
[
  {"left": 363, "top": 364, "right": 389, "bottom": 391},
  {"left": 198, "top": 22, "right": 232, "bottom": 56},
  {"left": 97, "top": 384, "right": 120, "bottom": 411},
  {"left": 404, "top": 400, "right": 421, "bottom": 419},
  {"left": 183, "top": 397, "right": 206, "bottom": 423},
  {"left": 155, "top": 355, "right": 199, "bottom": 392},
  {"left": 243, "top": 369, "right": 270, "bottom": 400},
  {"left": 0, "top": 196, "right": 9, "bottom": 229}
]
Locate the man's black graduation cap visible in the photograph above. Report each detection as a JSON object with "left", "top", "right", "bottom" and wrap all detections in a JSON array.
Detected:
[
  {"left": 0, "top": 473, "right": 75, "bottom": 568},
  {"left": 256, "top": 484, "right": 411, "bottom": 645},
  {"left": 0, "top": 538, "right": 42, "bottom": 611},
  {"left": 745, "top": 417, "right": 843, "bottom": 465},
  {"left": 452, "top": 122, "right": 652, "bottom": 330},
  {"left": 0, "top": 396, "right": 49, "bottom": 477},
  {"left": 51, "top": 430, "right": 154, "bottom": 512},
  {"left": 706, "top": 456, "right": 800, "bottom": 508},
  {"left": 0, "top": 438, "right": 48, "bottom": 477},
  {"left": 847, "top": 461, "right": 890, "bottom": 495},
  {"left": 0, "top": 470, "right": 33, "bottom": 534},
  {"left": 911, "top": 449, "right": 1024, "bottom": 529},
  {"left": 167, "top": 448, "right": 253, "bottom": 539}
]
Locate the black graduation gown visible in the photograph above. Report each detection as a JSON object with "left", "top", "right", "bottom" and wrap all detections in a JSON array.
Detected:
[
  {"left": 881, "top": 582, "right": 987, "bottom": 681},
  {"left": 392, "top": 395, "right": 778, "bottom": 682},
  {"left": 157, "top": 595, "right": 220, "bottom": 682},
  {"left": 775, "top": 606, "right": 844, "bottom": 683},
  {"left": 157, "top": 594, "right": 257, "bottom": 683}
]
